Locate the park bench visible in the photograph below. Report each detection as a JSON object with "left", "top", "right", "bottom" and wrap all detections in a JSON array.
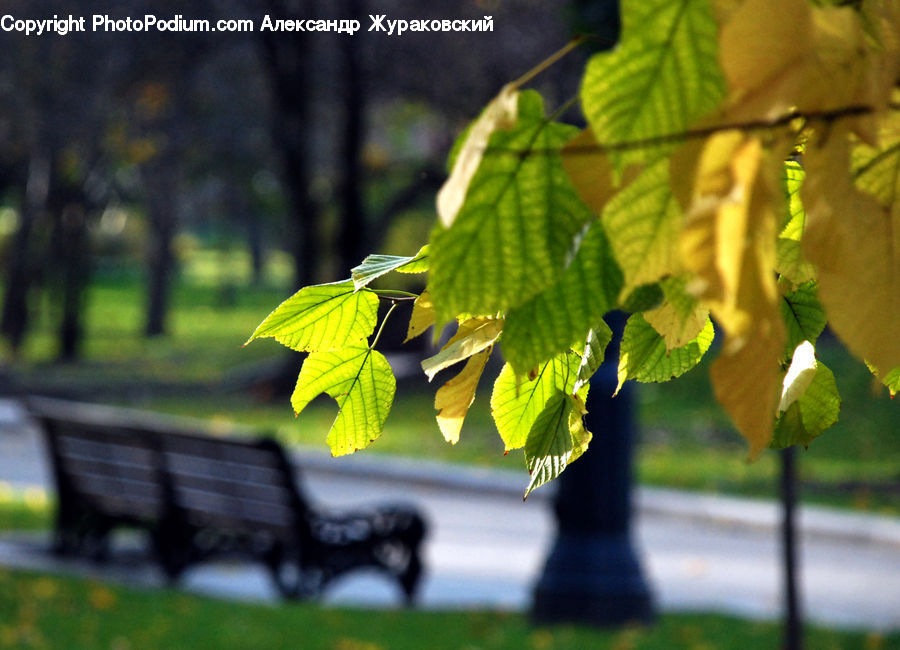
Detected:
[{"left": 27, "top": 397, "right": 426, "bottom": 602}]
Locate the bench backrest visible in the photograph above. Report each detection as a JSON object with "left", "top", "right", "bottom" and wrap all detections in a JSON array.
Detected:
[
  {"left": 160, "top": 432, "right": 308, "bottom": 538},
  {"left": 29, "top": 398, "right": 309, "bottom": 538},
  {"left": 43, "top": 418, "right": 167, "bottom": 524}
]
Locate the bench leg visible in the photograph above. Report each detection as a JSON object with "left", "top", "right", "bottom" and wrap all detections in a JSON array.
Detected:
[
  {"left": 268, "top": 544, "right": 320, "bottom": 599},
  {"left": 399, "top": 551, "right": 423, "bottom": 605},
  {"left": 152, "top": 526, "right": 192, "bottom": 583}
]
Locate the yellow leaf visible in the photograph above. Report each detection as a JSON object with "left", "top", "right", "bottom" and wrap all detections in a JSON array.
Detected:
[
  {"left": 561, "top": 128, "right": 627, "bottom": 216},
  {"left": 779, "top": 341, "right": 818, "bottom": 413},
  {"left": 435, "top": 347, "right": 492, "bottom": 444},
  {"left": 567, "top": 396, "right": 592, "bottom": 465},
  {"left": 719, "top": 0, "right": 812, "bottom": 122},
  {"left": 405, "top": 289, "right": 435, "bottom": 343},
  {"left": 421, "top": 317, "right": 503, "bottom": 381},
  {"left": 719, "top": 0, "right": 897, "bottom": 138},
  {"left": 436, "top": 84, "right": 518, "bottom": 227},
  {"left": 643, "top": 278, "right": 710, "bottom": 351},
  {"left": 676, "top": 132, "right": 783, "bottom": 344},
  {"left": 711, "top": 327, "right": 784, "bottom": 459},
  {"left": 675, "top": 130, "right": 787, "bottom": 454},
  {"left": 800, "top": 125, "right": 900, "bottom": 375}
]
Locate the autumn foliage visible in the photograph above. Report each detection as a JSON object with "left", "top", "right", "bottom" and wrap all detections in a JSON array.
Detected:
[{"left": 248, "top": 0, "right": 900, "bottom": 496}]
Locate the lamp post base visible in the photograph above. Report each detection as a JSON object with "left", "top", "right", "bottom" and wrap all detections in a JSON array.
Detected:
[{"left": 531, "top": 532, "right": 655, "bottom": 627}]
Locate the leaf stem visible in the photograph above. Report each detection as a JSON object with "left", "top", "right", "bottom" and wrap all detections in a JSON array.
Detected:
[
  {"left": 368, "top": 289, "right": 419, "bottom": 301},
  {"left": 511, "top": 37, "right": 584, "bottom": 89},
  {"left": 370, "top": 301, "right": 400, "bottom": 350}
]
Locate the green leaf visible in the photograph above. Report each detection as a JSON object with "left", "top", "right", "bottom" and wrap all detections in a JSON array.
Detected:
[
  {"left": 247, "top": 281, "right": 379, "bottom": 352},
  {"left": 601, "top": 158, "right": 684, "bottom": 295},
  {"left": 581, "top": 0, "right": 725, "bottom": 170},
  {"left": 522, "top": 392, "right": 585, "bottom": 498},
  {"left": 620, "top": 283, "right": 665, "bottom": 313},
  {"left": 883, "top": 367, "right": 900, "bottom": 398},
  {"left": 523, "top": 393, "right": 570, "bottom": 498},
  {"left": 429, "top": 90, "right": 594, "bottom": 324},
  {"left": 780, "top": 281, "right": 826, "bottom": 359},
  {"left": 616, "top": 312, "right": 714, "bottom": 394},
  {"left": 778, "top": 341, "right": 818, "bottom": 413},
  {"left": 776, "top": 161, "right": 816, "bottom": 284},
  {"left": 851, "top": 119, "right": 900, "bottom": 206},
  {"left": 867, "top": 362, "right": 900, "bottom": 398},
  {"left": 291, "top": 346, "right": 396, "bottom": 456},
  {"left": 502, "top": 222, "right": 622, "bottom": 374},
  {"left": 351, "top": 246, "right": 429, "bottom": 291},
  {"left": 644, "top": 275, "right": 710, "bottom": 351},
  {"left": 772, "top": 360, "right": 840, "bottom": 449},
  {"left": 397, "top": 245, "right": 430, "bottom": 274},
  {"left": 491, "top": 351, "right": 581, "bottom": 452},
  {"left": 574, "top": 325, "right": 613, "bottom": 393}
]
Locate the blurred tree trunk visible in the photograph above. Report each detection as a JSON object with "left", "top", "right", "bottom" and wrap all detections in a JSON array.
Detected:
[
  {"left": 1, "top": 146, "right": 51, "bottom": 352},
  {"left": 258, "top": 0, "right": 321, "bottom": 288},
  {"left": 142, "top": 155, "right": 179, "bottom": 337},
  {"left": 336, "top": 0, "right": 366, "bottom": 275},
  {"left": 52, "top": 199, "right": 90, "bottom": 361},
  {"left": 247, "top": 208, "right": 264, "bottom": 286}
]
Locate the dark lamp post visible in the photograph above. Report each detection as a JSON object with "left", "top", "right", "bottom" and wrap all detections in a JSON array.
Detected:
[{"left": 531, "top": 330, "right": 655, "bottom": 625}]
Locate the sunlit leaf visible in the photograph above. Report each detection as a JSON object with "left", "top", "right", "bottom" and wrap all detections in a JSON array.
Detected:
[
  {"left": 561, "top": 129, "right": 623, "bottom": 215},
  {"left": 581, "top": 0, "right": 724, "bottom": 170},
  {"left": 524, "top": 392, "right": 591, "bottom": 499},
  {"left": 772, "top": 358, "right": 840, "bottom": 449},
  {"left": 421, "top": 317, "right": 503, "bottom": 381},
  {"left": 351, "top": 246, "right": 429, "bottom": 290},
  {"left": 435, "top": 347, "right": 492, "bottom": 444},
  {"left": 681, "top": 129, "right": 788, "bottom": 456},
  {"left": 601, "top": 158, "right": 684, "bottom": 296},
  {"left": 881, "top": 366, "right": 900, "bottom": 398},
  {"left": 616, "top": 313, "right": 714, "bottom": 394},
  {"left": 574, "top": 325, "right": 613, "bottom": 393},
  {"left": 801, "top": 126, "right": 900, "bottom": 377},
  {"left": 247, "top": 281, "right": 379, "bottom": 352},
  {"left": 776, "top": 161, "right": 816, "bottom": 285},
  {"left": 291, "top": 346, "right": 395, "bottom": 456},
  {"left": 676, "top": 132, "right": 783, "bottom": 343},
  {"left": 502, "top": 222, "right": 621, "bottom": 374},
  {"left": 780, "top": 281, "right": 826, "bottom": 359},
  {"left": 491, "top": 352, "right": 581, "bottom": 452},
  {"left": 437, "top": 84, "right": 519, "bottom": 227},
  {"left": 711, "top": 328, "right": 784, "bottom": 459},
  {"left": 397, "top": 245, "right": 430, "bottom": 274},
  {"left": 719, "top": 0, "right": 892, "bottom": 136},
  {"left": 429, "top": 91, "right": 594, "bottom": 324},
  {"left": 405, "top": 289, "right": 435, "bottom": 343},
  {"left": 778, "top": 341, "right": 818, "bottom": 413},
  {"left": 643, "top": 275, "right": 710, "bottom": 351}
]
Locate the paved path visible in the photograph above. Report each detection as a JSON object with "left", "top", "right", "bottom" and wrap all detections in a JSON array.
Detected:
[{"left": 0, "top": 398, "right": 898, "bottom": 631}]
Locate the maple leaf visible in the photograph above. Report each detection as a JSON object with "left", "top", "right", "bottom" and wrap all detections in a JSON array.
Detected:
[
  {"left": 246, "top": 281, "right": 379, "bottom": 353},
  {"left": 291, "top": 346, "right": 395, "bottom": 457}
]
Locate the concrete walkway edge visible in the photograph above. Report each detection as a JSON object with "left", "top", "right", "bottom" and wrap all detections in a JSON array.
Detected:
[{"left": 290, "top": 445, "right": 900, "bottom": 549}]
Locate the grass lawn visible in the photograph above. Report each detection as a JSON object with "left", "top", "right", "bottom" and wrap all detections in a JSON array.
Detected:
[
  {"left": 0, "top": 568, "right": 894, "bottom": 650},
  {"left": 2, "top": 268, "right": 897, "bottom": 512}
]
